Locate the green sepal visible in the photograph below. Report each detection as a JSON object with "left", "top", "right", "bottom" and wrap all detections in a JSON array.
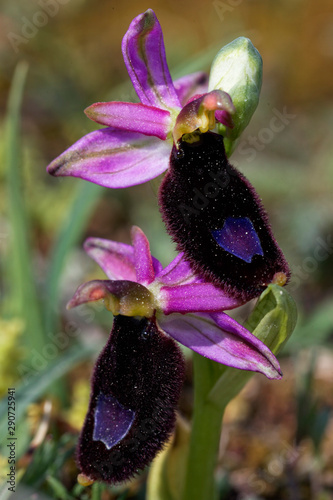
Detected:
[{"left": 208, "top": 37, "right": 263, "bottom": 156}]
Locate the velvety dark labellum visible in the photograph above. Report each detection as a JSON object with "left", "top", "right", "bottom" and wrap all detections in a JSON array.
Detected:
[
  {"left": 77, "top": 315, "right": 185, "bottom": 484},
  {"left": 159, "top": 132, "right": 290, "bottom": 300}
]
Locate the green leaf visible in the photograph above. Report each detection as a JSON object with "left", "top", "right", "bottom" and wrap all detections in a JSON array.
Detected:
[
  {"left": 91, "top": 481, "right": 105, "bottom": 500},
  {"left": 46, "top": 476, "right": 74, "bottom": 500},
  {"left": 245, "top": 283, "right": 298, "bottom": 354},
  {"left": 4, "top": 62, "right": 45, "bottom": 350},
  {"left": 312, "top": 407, "right": 331, "bottom": 452},
  {"left": 0, "top": 342, "right": 100, "bottom": 448},
  {"left": 295, "top": 352, "right": 331, "bottom": 452},
  {"left": 44, "top": 180, "right": 103, "bottom": 334},
  {"left": 21, "top": 434, "right": 76, "bottom": 490},
  {"left": 147, "top": 417, "right": 190, "bottom": 500}
]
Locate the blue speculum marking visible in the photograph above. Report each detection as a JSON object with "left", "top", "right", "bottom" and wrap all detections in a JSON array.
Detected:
[
  {"left": 93, "top": 393, "right": 135, "bottom": 449},
  {"left": 211, "top": 217, "right": 264, "bottom": 263}
]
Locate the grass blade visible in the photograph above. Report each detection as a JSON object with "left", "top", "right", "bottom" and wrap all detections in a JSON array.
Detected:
[
  {"left": 0, "top": 341, "right": 101, "bottom": 447},
  {"left": 4, "top": 62, "right": 45, "bottom": 350},
  {"left": 44, "top": 181, "right": 103, "bottom": 334}
]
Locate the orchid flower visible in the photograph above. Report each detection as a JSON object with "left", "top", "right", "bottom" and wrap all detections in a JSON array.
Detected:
[
  {"left": 68, "top": 226, "right": 281, "bottom": 378},
  {"left": 46, "top": 9, "right": 235, "bottom": 188},
  {"left": 46, "top": 8, "right": 289, "bottom": 302},
  {"left": 69, "top": 226, "right": 282, "bottom": 484},
  {"left": 42, "top": 5, "right": 295, "bottom": 489}
]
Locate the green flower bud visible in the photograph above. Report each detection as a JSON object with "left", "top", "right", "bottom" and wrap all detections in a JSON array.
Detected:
[
  {"left": 208, "top": 37, "right": 263, "bottom": 156},
  {"left": 245, "top": 284, "right": 297, "bottom": 356}
]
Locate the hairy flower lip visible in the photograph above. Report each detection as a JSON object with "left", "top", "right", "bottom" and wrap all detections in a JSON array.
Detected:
[
  {"left": 77, "top": 314, "right": 186, "bottom": 484},
  {"left": 67, "top": 226, "right": 283, "bottom": 380}
]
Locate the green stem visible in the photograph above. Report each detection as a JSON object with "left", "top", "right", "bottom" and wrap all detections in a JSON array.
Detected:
[
  {"left": 183, "top": 357, "right": 254, "bottom": 500},
  {"left": 91, "top": 481, "right": 104, "bottom": 500},
  {"left": 183, "top": 403, "right": 224, "bottom": 500},
  {"left": 182, "top": 285, "right": 297, "bottom": 500},
  {"left": 183, "top": 354, "right": 226, "bottom": 500}
]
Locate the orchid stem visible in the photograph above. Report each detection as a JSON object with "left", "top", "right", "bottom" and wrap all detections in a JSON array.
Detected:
[
  {"left": 182, "top": 286, "right": 297, "bottom": 499},
  {"left": 182, "top": 354, "right": 228, "bottom": 500},
  {"left": 183, "top": 354, "right": 253, "bottom": 500}
]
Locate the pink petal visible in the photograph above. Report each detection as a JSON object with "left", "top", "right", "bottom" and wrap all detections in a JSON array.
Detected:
[
  {"left": 84, "top": 238, "right": 136, "bottom": 281},
  {"left": 159, "top": 283, "right": 244, "bottom": 314},
  {"left": 131, "top": 226, "right": 155, "bottom": 285},
  {"left": 211, "top": 312, "right": 281, "bottom": 377},
  {"left": 122, "top": 9, "right": 181, "bottom": 111},
  {"left": 156, "top": 252, "right": 198, "bottom": 285},
  {"left": 158, "top": 312, "right": 282, "bottom": 379},
  {"left": 173, "top": 72, "right": 209, "bottom": 106},
  {"left": 47, "top": 128, "right": 170, "bottom": 188},
  {"left": 215, "top": 109, "right": 235, "bottom": 128},
  {"left": 152, "top": 258, "right": 163, "bottom": 277},
  {"left": 85, "top": 102, "right": 171, "bottom": 140}
]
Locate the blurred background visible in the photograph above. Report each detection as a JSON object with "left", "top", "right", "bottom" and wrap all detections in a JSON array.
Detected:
[{"left": 0, "top": 0, "right": 333, "bottom": 498}]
